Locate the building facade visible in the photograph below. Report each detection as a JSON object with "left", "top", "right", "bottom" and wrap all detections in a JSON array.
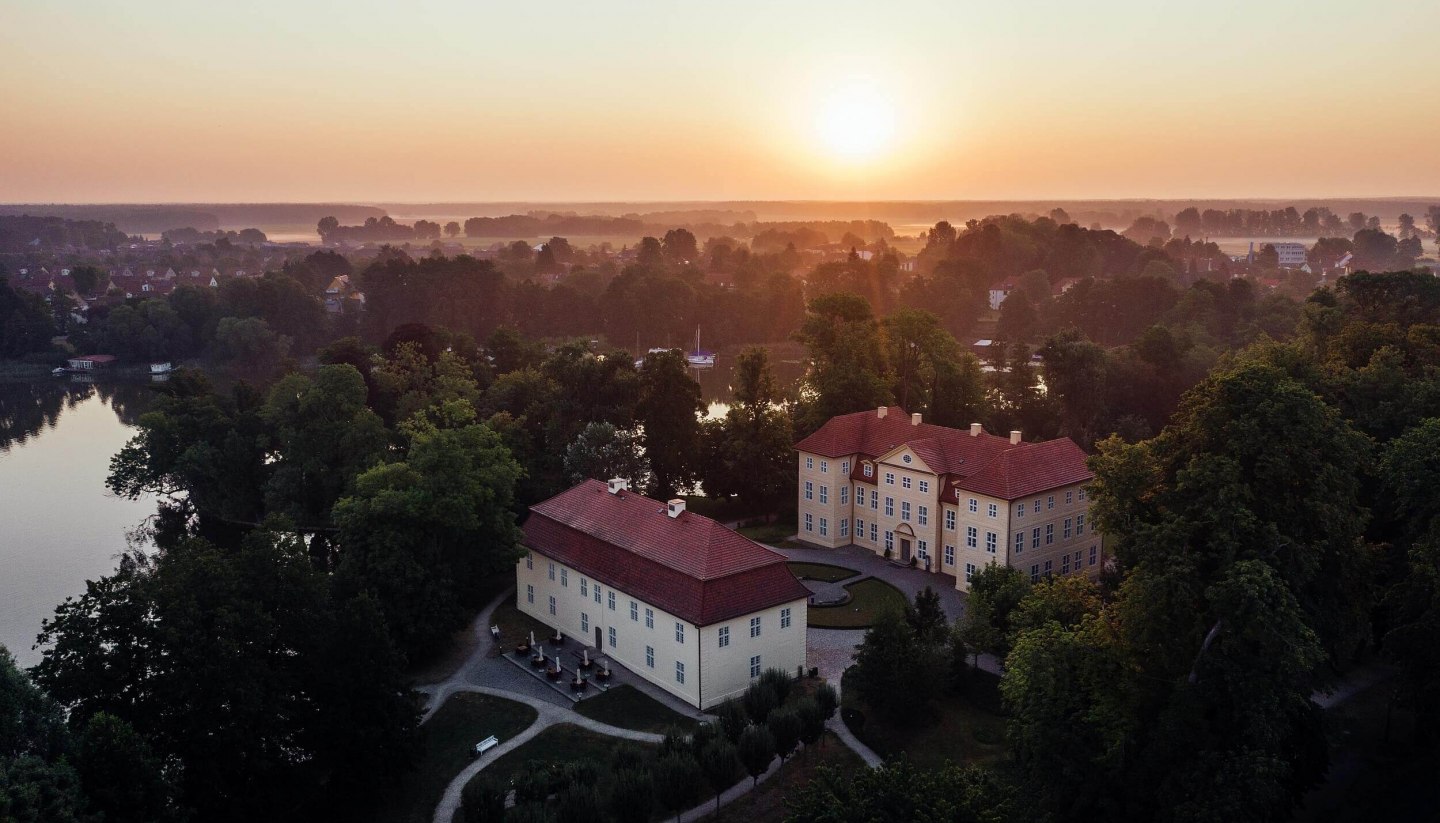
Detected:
[
  {"left": 795, "top": 407, "right": 1100, "bottom": 592},
  {"left": 518, "top": 479, "right": 809, "bottom": 709}
]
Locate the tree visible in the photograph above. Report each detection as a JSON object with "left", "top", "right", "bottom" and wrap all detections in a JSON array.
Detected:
[
  {"left": 653, "top": 752, "right": 703, "bottom": 822},
  {"left": 794, "top": 292, "right": 889, "bottom": 432},
  {"left": 70, "top": 265, "right": 106, "bottom": 297},
  {"left": 74, "top": 712, "right": 173, "bottom": 823},
  {"left": 697, "top": 739, "right": 742, "bottom": 813},
  {"left": 849, "top": 609, "right": 945, "bottom": 722},
  {"left": 959, "top": 564, "right": 1030, "bottom": 661},
  {"left": 563, "top": 421, "right": 648, "bottom": 487},
  {"left": 605, "top": 766, "right": 654, "bottom": 823},
  {"left": 736, "top": 725, "right": 774, "bottom": 786},
  {"left": 786, "top": 761, "right": 1016, "bottom": 822},
  {"left": 741, "top": 681, "right": 779, "bottom": 724},
  {"left": 444, "top": 221, "right": 461, "bottom": 238},
  {"left": 813, "top": 682, "right": 839, "bottom": 721},
  {"left": 702, "top": 347, "right": 794, "bottom": 508},
  {"left": 635, "top": 350, "right": 703, "bottom": 499},
  {"left": 794, "top": 697, "right": 826, "bottom": 751},
  {"left": 714, "top": 700, "right": 748, "bottom": 742},
  {"left": 996, "top": 290, "right": 1039, "bottom": 343},
  {"left": 212, "top": 316, "right": 291, "bottom": 381},
  {"left": 906, "top": 586, "right": 949, "bottom": 643},
  {"left": 662, "top": 228, "right": 699, "bottom": 265},
  {"left": 766, "top": 706, "right": 802, "bottom": 762}
]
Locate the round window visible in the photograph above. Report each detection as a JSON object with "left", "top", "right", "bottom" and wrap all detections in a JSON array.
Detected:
[{"left": 902, "top": 454, "right": 912, "bottom": 464}]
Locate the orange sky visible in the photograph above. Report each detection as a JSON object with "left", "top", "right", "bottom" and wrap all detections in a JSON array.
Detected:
[{"left": 2, "top": 0, "right": 1438, "bottom": 203}]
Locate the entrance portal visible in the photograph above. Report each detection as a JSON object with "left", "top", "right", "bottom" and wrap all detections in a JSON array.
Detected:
[{"left": 900, "top": 538, "right": 912, "bottom": 562}]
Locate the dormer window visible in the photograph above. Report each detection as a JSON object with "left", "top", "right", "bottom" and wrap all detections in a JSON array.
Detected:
[{"left": 863, "top": 464, "right": 873, "bottom": 478}]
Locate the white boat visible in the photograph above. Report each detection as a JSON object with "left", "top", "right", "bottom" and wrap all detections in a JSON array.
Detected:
[
  {"left": 51, "top": 367, "right": 67, "bottom": 376},
  {"left": 686, "top": 327, "right": 715, "bottom": 368},
  {"left": 149, "top": 361, "right": 173, "bottom": 374}
]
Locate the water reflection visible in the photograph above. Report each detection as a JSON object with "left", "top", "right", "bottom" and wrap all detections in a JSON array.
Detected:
[
  {"left": 689, "top": 351, "right": 806, "bottom": 419},
  {"left": 0, "top": 378, "right": 154, "bottom": 455}
]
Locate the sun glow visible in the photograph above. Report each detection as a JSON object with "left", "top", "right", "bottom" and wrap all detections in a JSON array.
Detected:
[{"left": 815, "top": 78, "right": 897, "bottom": 162}]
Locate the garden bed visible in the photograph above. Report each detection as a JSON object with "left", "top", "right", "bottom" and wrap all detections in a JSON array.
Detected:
[{"left": 786, "top": 562, "right": 859, "bottom": 583}]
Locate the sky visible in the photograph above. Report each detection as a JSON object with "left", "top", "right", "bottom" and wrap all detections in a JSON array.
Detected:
[{"left": 2, "top": 0, "right": 1438, "bottom": 203}]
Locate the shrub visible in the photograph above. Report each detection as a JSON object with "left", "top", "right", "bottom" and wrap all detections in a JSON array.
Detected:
[
  {"left": 460, "top": 776, "right": 505, "bottom": 823},
  {"left": 813, "top": 682, "right": 839, "bottom": 720},
  {"left": 604, "top": 767, "right": 654, "bottom": 823},
  {"left": 758, "top": 667, "right": 794, "bottom": 702},
  {"left": 767, "top": 706, "right": 802, "bottom": 762},
  {"left": 715, "top": 699, "right": 748, "bottom": 742},
  {"left": 737, "top": 725, "right": 775, "bottom": 785},
  {"left": 795, "top": 697, "right": 826, "bottom": 749},
  {"left": 653, "top": 752, "right": 704, "bottom": 820},
  {"left": 742, "top": 681, "right": 779, "bottom": 724}
]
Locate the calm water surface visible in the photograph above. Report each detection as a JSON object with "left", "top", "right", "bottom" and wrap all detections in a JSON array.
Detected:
[{"left": 0, "top": 379, "right": 156, "bottom": 668}]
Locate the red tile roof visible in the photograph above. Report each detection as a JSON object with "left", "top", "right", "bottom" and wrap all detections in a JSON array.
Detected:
[
  {"left": 949, "top": 438, "right": 1093, "bottom": 500},
  {"left": 523, "top": 480, "right": 810, "bottom": 626},
  {"left": 797, "top": 407, "right": 1092, "bottom": 500}
]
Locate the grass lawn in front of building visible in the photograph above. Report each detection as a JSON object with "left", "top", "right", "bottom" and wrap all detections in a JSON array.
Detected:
[
  {"left": 573, "top": 684, "right": 700, "bottom": 733},
  {"left": 840, "top": 668, "right": 1008, "bottom": 769},
  {"left": 807, "top": 578, "right": 908, "bottom": 629},
  {"left": 786, "top": 561, "right": 859, "bottom": 583},
  {"left": 371, "top": 692, "right": 538, "bottom": 823},
  {"left": 708, "top": 730, "right": 865, "bottom": 822}
]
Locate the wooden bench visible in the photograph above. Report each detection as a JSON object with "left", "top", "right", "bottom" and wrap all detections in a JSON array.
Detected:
[{"left": 473, "top": 735, "right": 499, "bottom": 757}]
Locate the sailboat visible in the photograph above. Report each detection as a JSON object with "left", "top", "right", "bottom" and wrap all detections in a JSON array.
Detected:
[{"left": 686, "top": 326, "right": 715, "bottom": 368}]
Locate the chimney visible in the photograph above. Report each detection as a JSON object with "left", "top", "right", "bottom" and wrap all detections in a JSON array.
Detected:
[
  {"left": 1009, "top": 430, "right": 1022, "bottom": 445},
  {"left": 666, "top": 499, "right": 686, "bottom": 518},
  {"left": 876, "top": 406, "right": 888, "bottom": 419},
  {"left": 910, "top": 412, "right": 922, "bottom": 426},
  {"left": 970, "top": 422, "right": 982, "bottom": 437},
  {"left": 607, "top": 478, "right": 630, "bottom": 495}
]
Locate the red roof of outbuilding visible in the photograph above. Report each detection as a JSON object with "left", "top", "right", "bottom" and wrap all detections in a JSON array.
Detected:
[
  {"left": 797, "top": 407, "right": 1092, "bottom": 500},
  {"left": 523, "top": 480, "right": 810, "bottom": 626}
]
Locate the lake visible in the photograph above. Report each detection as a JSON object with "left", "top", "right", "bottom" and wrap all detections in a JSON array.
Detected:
[{"left": 0, "top": 379, "right": 156, "bottom": 668}]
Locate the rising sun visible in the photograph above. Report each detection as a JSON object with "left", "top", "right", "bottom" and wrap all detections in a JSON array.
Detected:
[{"left": 815, "top": 79, "right": 897, "bottom": 161}]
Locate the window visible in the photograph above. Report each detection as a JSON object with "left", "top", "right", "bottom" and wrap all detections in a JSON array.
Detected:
[
  {"left": 918, "top": 505, "right": 928, "bottom": 526},
  {"left": 839, "top": 486, "right": 848, "bottom": 506},
  {"left": 863, "top": 463, "right": 873, "bottom": 478},
  {"left": 902, "top": 476, "right": 912, "bottom": 489},
  {"left": 945, "top": 509, "right": 956, "bottom": 530},
  {"left": 819, "top": 517, "right": 828, "bottom": 536},
  {"left": 1075, "top": 550, "right": 1083, "bottom": 569},
  {"left": 526, "top": 584, "right": 534, "bottom": 604},
  {"left": 630, "top": 601, "right": 639, "bottom": 622},
  {"left": 719, "top": 626, "right": 730, "bottom": 648},
  {"left": 645, "top": 608, "right": 654, "bottom": 629},
  {"left": 1047, "top": 495, "right": 1054, "bottom": 510},
  {"left": 988, "top": 503, "right": 998, "bottom": 518},
  {"left": 856, "top": 484, "right": 864, "bottom": 501},
  {"left": 842, "top": 461, "right": 850, "bottom": 475},
  {"left": 676, "top": 662, "right": 686, "bottom": 684},
  {"left": 1066, "top": 491, "right": 1074, "bottom": 505},
  {"left": 1090, "top": 545, "right": 1098, "bottom": 566},
  {"left": 580, "top": 578, "right": 588, "bottom": 597},
  {"left": 781, "top": 607, "right": 792, "bottom": 629},
  {"left": 902, "top": 454, "right": 913, "bottom": 464},
  {"left": 919, "top": 480, "right": 929, "bottom": 493},
  {"left": 548, "top": 595, "right": 557, "bottom": 615},
  {"left": 1064, "top": 518, "right": 1073, "bottom": 539},
  {"left": 966, "top": 526, "right": 978, "bottom": 548},
  {"left": 1032, "top": 528, "right": 1041, "bottom": 549},
  {"left": 1015, "top": 532, "right": 1025, "bottom": 553},
  {"left": 1016, "top": 503, "right": 1025, "bottom": 518},
  {"left": 819, "top": 485, "right": 828, "bottom": 504},
  {"left": 675, "top": 622, "right": 685, "bottom": 643},
  {"left": 1033, "top": 500, "right": 1041, "bottom": 514},
  {"left": 594, "top": 586, "right": 601, "bottom": 604},
  {"left": 839, "top": 519, "right": 849, "bottom": 538},
  {"left": 870, "top": 523, "right": 878, "bottom": 542},
  {"left": 645, "top": 646, "right": 654, "bottom": 668},
  {"left": 1062, "top": 554, "right": 1071, "bottom": 574},
  {"left": 1046, "top": 524, "right": 1054, "bottom": 545},
  {"left": 750, "top": 616, "right": 762, "bottom": 638},
  {"left": 1076, "top": 514, "right": 1086, "bottom": 535},
  {"left": 1030, "top": 564, "right": 1040, "bottom": 583},
  {"left": 986, "top": 532, "right": 997, "bottom": 554},
  {"left": 804, "top": 513, "right": 813, "bottom": 532},
  {"left": 871, "top": 489, "right": 878, "bottom": 510},
  {"left": 885, "top": 472, "right": 895, "bottom": 485},
  {"left": 526, "top": 555, "right": 533, "bottom": 570},
  {"left": 750, "top": 655, "right": 762, "bottom": 678},
  {"left": 804, "top": 481, "right": 813, "bottom": 501},
  {"left": 945, "top": 544, "right": 955, "bottom": 565},
  {"left": 608, "top": 626, "right": 617, "bottom": 648},
  {"left": 965, "top": 562, "right": 976, "bottom": 583},
  {"left": 1078, "top": 488, "right": 1087, "bottom": 501},
  {"left": 885, "top": 497, "right": 895, "bottom": 517},
  {"left": 805, "top": 456, "right": 813, "bottom": 470},
  {"left": 820, "top": 460, "right": 828, "bottom": 473},
  {"left": 901, "top": 501, "right": 911, "bottom": 521},
  {"left": 548, "top": 562, "right": 556, "bottom": 581},
  {"left": 1044, "top": 559, "right": 1053, "bottom": 577},
  {"left": 856, "top": 518, "right": 865, "bottom": 537},
  {"left": 581, "top": 612, "right": 589, "bottom": 632},
  {"left": 561, "top": 569, "right": 568, "bottom": 587},
  {"left": 884, "top": 531, "right": 894, "bottom": 552},
  {"left": 918, "top": 540, "right": 928, "bottom": 560},
  {"left": 968, "top": 497, "right": 978, "bottom": 513},
  {"left": 608, "top": 591, "right": 616, "bottom": 611}
]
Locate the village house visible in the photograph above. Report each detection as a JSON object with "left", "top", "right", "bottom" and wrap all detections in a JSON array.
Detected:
[
  {"left": 795, "top": 407, "right": 1100, "bottom": 592},
  {"left": 517, "top": 479, "right": 810, "bottom": 709}
]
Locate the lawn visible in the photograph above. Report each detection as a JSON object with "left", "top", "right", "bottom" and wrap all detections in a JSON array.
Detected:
[
  {"left": 807, "top": 578, "right": 908, "bottom": 629},
  {"left": 574, "top": 684, "right": 700, "bottom": 733},
  {"left": 370, "top": 692, "right": 538, "bottom": 823},
  {"left": 489, "top": 598, "right": 556, "bottom": 658},
  {"left": 786, "top": 561, "right": 858, "bottom": 584},
  {"left": 709, "top": 731, "right": 865, "bottom": 822},
  {"left": 470, "top": 723, "right": 657, "bottom": 793},
  {"left": 737, "top": 518, "right": 802, "bottom": 547},
  {"left": 840, "top": 668, "right": 1008, "bottom": 768}
]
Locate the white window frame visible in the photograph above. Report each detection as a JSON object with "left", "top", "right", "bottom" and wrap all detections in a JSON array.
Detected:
[
  {"left": 719, "top": 626, "right": 730, "bottom": 648},
  {"left": 750, "top": 616, "right": 761, "bottom": 638}
]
